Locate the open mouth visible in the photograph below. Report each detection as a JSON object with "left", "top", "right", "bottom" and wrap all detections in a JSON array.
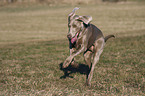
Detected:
[{"left": 71, "top": 32, "right": 79, "bottom": 44}]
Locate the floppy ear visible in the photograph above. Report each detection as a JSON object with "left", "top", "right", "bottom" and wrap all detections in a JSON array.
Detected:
[
  {"left": 77, "top": 16, "right": 92, "bottom": 25},
  {"left": 68, "top": 7, "right": 80, "bottom": 18}
]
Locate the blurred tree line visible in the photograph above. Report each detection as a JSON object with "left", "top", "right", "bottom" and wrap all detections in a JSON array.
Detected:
[
  {"left": 1, "top": 0, "right": 127, "bottom": 3},
  {"left": 102, "top": 0, "right": 127, "bottom": 2}
]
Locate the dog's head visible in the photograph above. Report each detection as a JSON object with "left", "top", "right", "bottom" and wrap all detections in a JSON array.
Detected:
[{"left": 67, "top": 7, "right": 92, "bottom": 44}]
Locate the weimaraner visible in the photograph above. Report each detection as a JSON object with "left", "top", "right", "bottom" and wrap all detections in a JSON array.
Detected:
[{"left": 62, "top": 7, "right": 115, "bottom": 86}]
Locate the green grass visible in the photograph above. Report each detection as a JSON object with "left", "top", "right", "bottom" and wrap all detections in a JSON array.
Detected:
[
  {"left": 0, "top": 2, "right": 145, "bottom": 95},
  {"left": 0, "top": 35, "right": 145, "bottom": 95}
]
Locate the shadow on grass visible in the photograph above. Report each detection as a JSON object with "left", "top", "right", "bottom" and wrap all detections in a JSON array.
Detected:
[{"left": 59, "top": 62, "right": 90, "bottom": 79}]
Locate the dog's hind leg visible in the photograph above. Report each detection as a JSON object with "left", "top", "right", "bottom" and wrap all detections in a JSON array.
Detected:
[
  {"left": 86, "top": 39, "right": 104, "bottom": 86},
  {"left": 84, "top": 50, "right": 93, "bottom": 83},
  {"left": 86, "top": 49, "right": 103, "bottom": 86},
  {"left": 84, "top": 51, "right": 93, "bottom": 69}
]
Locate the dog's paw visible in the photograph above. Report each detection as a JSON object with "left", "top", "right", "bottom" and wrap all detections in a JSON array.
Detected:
[
  {"left": 62, "top": 57, "right": 72, "bottom": 68},
  {"left": 85, "top": 82, "right": 91, "bottom": 87},
  {"left": 62, "top": 60, "right": 70, "bottom": 68}
]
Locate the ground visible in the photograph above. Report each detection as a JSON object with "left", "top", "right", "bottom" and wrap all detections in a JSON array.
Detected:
[{"left": 0, "top": 2, "right": 145, "bottom": 95}]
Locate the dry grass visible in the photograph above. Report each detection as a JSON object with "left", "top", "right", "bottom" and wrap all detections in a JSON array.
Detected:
[
  {"left": 0, "top": 2, "right": 145, "bottom": 44},
  {"left": 0, "top": 2, "right": 145, "bottom": 95},
  {"left": 0, "top": 35, "right": 144, "bottom": 95}
]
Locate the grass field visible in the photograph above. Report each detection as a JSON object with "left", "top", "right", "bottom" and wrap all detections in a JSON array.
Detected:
[{"left": 0, "top": 1, "right": 145, "bottom": 95}]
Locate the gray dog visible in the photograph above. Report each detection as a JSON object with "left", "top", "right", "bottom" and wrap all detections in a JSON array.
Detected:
[{"left": 62, "top": 7, "right": 115, "bottom": 86}]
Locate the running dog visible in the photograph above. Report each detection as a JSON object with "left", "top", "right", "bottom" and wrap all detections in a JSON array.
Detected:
[{"left": 62, "top": 7, "right": 115, "bottom": 86}]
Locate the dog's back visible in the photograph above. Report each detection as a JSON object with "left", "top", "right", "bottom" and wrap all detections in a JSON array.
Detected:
[{"left": 86, "top": 24, "right": 104, "bottom": 49}]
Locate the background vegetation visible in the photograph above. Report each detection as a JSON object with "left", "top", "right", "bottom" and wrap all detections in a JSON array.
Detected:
[
  {"left": 1, "top": 0, "right": 145, "bottom": 5},
  {"left": 0, "top": 0, "right": 145, "bottom": 95}
]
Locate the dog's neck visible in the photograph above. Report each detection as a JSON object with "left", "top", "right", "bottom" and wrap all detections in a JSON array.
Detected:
[
  {"left": 78, "top": 23, "right": 90, "bottom": 37},
  {"left": 83, "top": 23, "right": 90, "bottom": 28}
]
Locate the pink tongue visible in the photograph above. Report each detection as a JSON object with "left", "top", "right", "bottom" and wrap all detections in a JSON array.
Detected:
[{"left": 71, "top": 33, "right": 78, "bottom": 44}]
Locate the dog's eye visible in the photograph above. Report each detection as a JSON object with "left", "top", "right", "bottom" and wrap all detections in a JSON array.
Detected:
[{"left": 72, "top": 24, "right": 77, "bottom": 28}]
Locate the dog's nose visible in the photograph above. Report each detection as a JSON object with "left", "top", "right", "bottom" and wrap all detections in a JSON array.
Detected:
[{"left": 67, "top": 34, "right": 72, "bottom": 39}]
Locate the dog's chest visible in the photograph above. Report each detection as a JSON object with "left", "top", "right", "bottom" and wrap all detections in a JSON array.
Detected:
[{"left": 75, "top": 37, "right": 83, "bottom": 49}]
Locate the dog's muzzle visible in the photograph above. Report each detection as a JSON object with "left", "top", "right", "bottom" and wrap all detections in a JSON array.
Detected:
[
  {"left": 67, "top": 34, "right": 72, "bottom": 40},
  {"left": 67, "top": 33, "right": 79, "bottom": 44}
]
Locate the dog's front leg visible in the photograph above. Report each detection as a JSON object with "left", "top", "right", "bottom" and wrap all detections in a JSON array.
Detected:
[{"left": 63, "top": 46, "right": 85, "bottom": 68}]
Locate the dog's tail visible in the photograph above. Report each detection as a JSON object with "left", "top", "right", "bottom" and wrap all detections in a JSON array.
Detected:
[{"left": 104, "top": 35, "right": 115, "bottom": 42}]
